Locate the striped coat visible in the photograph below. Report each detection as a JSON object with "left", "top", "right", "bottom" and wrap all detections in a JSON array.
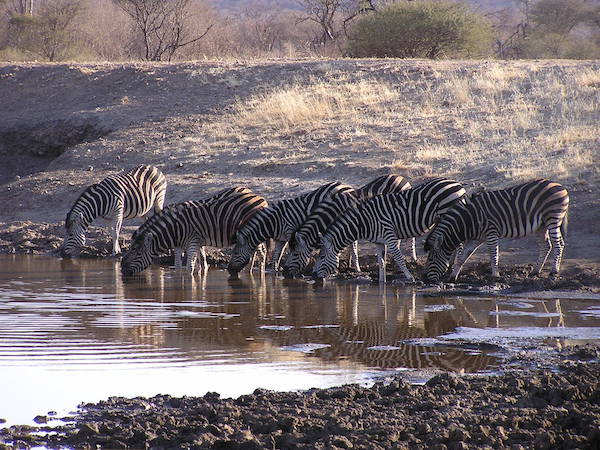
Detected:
[
  {"left": 283, "top": 175, "right": 414, "bottom": 277},
  {"left": 62, "top": 165, "right": 167, "bottom": 256},
  {"left": 227, "top": 181, "right": 353, "bottom": 274},
  {"left": 121, "top": 189, "right": 267, "bottom": 275},
  {"left": 314, "top": 178, "right": 467, "bottom": 282},
  {"left": 424, "top": 179, "right": 569, "bottom": 282}
]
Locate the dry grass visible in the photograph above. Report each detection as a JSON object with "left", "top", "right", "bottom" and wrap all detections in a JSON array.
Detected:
[{"left": 200, "top": 61, "right": 599, "bottom": 190}]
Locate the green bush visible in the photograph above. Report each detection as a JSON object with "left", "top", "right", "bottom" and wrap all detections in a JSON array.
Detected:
[{"left": 346, "top": 1, "right": 494, "bottom": 59}]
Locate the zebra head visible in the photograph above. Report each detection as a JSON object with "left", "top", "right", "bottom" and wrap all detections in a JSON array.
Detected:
[
  {"left": 228, "top": 229, "right": 254, "bottom": 275},
  {"left": 61, "top": 211, "right": 86, "bottom": 257},
  {"left": 121, "top": 232, "right": 156, "bottom": 275},
  {"left": 424, "top": 223, "right": 455, "bottom": 283},
  {"left": 283, "top": 233, "right": 312, "bottom": 278},
  {"left": 313, "top": 236, "right": 339, "bottom": 280}
]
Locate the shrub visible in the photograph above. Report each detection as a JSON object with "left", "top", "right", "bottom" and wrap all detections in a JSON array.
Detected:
[{"left": 346, "top": 1, "right": 494, "bottom": 59}]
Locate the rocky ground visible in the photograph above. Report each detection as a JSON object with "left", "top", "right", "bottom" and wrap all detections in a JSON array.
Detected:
[{"left": 1, "top": 346, "right": 599, "bottom": 449}]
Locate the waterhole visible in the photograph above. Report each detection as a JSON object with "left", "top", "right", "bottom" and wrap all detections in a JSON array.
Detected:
[{"left": 1, "top": 255, "right": 599, "bottom": 426}]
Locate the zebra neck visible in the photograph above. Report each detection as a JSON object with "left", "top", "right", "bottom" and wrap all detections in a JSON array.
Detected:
[
  {"left": 302, "top": 196, "right": 357, "bottom": 248},
  {"left": 445, "top": 203, "right": 484, "bottom": 251},
  {"left": 148, "top": 212, "right": 191, "bottom": 253},
  {"left": 69, "top": 202, "right": 95, "bottom": 229},
  {"left": 327, "top": 212, "right": 364, "bottom": 254},
  {"left": 250, "top": 208, "right": 282, "bottom": 245}
]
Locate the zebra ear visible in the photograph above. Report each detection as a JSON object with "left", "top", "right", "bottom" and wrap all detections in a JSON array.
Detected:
[{"left": 296, "top": 234, "right": 306, "bottom": 247}]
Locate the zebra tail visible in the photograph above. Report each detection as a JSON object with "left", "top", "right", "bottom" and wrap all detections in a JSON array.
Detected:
[{"left": 560, "top": 210, "right": 569, "bottom": 239}]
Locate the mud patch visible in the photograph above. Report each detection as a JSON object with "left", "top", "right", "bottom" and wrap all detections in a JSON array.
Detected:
[{"left": 2, "top": 347, "right": 599, "bottom": 449}]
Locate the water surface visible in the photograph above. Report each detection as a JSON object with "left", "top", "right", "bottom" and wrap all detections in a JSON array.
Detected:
[{"left": 1, "top": 255, "right": 599, "bottom": 426}]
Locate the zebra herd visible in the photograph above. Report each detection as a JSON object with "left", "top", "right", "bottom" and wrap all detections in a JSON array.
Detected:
[{"left": 61, "top": 165, "right": 570, "bottom": 283}]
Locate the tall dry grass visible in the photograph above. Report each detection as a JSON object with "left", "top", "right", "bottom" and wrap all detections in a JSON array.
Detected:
[{"left": 203, "top": 61, "right": 599, "bottom": 189}]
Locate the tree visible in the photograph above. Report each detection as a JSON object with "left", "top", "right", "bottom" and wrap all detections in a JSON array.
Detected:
[
  {"left": 529, "top": 0, "right": 588, "bottom": 36},
  {"left": 114, "top": 0, "right": 213, "bottom": 61},
  {"left": 346, "top": 1, "right": 494, "bottom": 59},
  {"left": 521, "top": 0, "right": 593, "bottom": 58},
  {"left": 7, "top": 0, "right": 83, "bottom": 60},
  {"left": 296, "top": 0, "right": 345, "bottom": 46}
]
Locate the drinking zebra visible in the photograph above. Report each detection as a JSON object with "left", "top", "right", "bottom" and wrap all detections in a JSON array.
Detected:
[
  {"left": 227, "top": 181, "right": 353, "bottom": 275},
  {"left": 62, "top": 165, "right": 167, "bottom": 257},
  {"left": 130, "top": 187, "right": 254, "bottom": 271},
  {"left": 314, "top": 178, "right": 467, "bottom": 282},
  {"left": 283, "top": 174, "right": 415, "bottom": 278},
  {"left": 121, "top": 188, "right": 268, "bottom": 275},
  {"left": 424, "top": 179, "right": 569, "bottom": 282}
]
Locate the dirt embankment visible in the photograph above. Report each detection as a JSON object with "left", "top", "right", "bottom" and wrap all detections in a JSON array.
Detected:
[
  {"left": 2, "top": 347, "right": 599, "bottom": 449},
  {"left": 0, "top": 60, "right": 599, "bottom": 290}
]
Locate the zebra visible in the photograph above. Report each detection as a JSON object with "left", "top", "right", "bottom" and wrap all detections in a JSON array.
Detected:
[
  {"left": 283, "top": 174, "right": 416, "bottom": 278},
  {"left": 227, "top": 181, "right": 354, "bottom": 275},
  {"left": 130, "top": 187, "right": 254, "bottom": 272},
  {"left": 62, "top": 165, "right": 167, "bottom": 257},
  {"left": 424, "top": 179, "right": 569, "bottom": 282},
  {"left": 314, "top": 178, "right": 467, "bottom": 282},
  {"left": 121, "top": 188, "right": 268, "bottom": 275}
]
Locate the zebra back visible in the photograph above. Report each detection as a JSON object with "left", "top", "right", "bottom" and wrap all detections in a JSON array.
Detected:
[{"left": 353, "top": 174, "right": 411, "bottom": 201}]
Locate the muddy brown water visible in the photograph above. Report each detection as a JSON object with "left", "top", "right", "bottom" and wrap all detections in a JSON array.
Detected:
[{"left": 1, "top": 255, "right": 600, "bottom": 427}]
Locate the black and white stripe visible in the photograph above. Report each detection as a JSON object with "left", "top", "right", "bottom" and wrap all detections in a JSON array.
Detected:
[
  {"left": 424, "top": 179, "right": 569, "bottom": 282},
  {"left": 121, "top": 188, "right": 267, "bottom": 275},
  {"left": 227, "top": 181, "right": 353, "bottom": 274},
  {"left": 283, "top": 175, "right": 414, "bottom": 277},
  {"left": 314, "top": 178, "right": 467, "bottom": 282},
  {"left": 62, "top": 165, "right": 167, "bottom": 256},
  {"left": 130, "top": 187, "right": 253, "bottom": 271}
]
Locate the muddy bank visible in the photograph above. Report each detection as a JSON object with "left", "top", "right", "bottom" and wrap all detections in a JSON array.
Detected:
[
  {"left": 1, "top": 346, "right": 599, "bottom": 449},
  {"left": 1, "top": 220, "right": 600, "bottom": 295}
]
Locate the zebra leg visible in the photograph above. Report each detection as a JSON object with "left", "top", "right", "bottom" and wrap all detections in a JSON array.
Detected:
[
  {"left": 409, "top": 237, "right": 417, "bottom": 262},
  {"left": 534, "top": 230, "right": 552, "bottom": 275},
  {"left": 450, "top": 243, "right": 464, "bottom": 267},
  {"left": 450, "top": 240, "right": 483, "bottom": 281},
  {"left": 376, "top": 244, "right": 387, "bottom": 283},
  {"left": 350, "top": 241, "right": 361, "bottom": 272},
  {"left": 272, "top": 241, "right": 288, "bottom": 272},
  {"left": 110, "top": 211, "right": 124, "bottom": 255},
  {"left": 174, "top": 248, "right": 183, "bottom": 269},
  {"left": 485, "top": 234, "right": 501, "bottom": 278},
  {"left": 198, "top": 246, "right": 209, "bottom": 274},
  {"left": 257, "top": 243, "right": 267, "bottom": 274},
  {"left": 186, "top": 242, "right": 200, "bottom": 274},
  {"left": 548, "top": 226, "right": 565, "bottom": 276},
  {"left": 386, "top": 238, "right": 414, "bottom": 282}
]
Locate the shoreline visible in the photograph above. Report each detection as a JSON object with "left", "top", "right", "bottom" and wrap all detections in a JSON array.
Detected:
[{"left": 2, "top": 346, "right": 599, "bottom": 449}]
